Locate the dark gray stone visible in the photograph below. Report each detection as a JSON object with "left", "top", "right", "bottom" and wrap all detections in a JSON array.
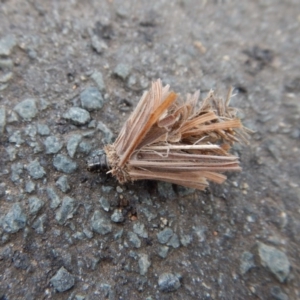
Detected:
[
  {"left": 26, "top": 159, "right": 46, "bottom": 179},
  {"left": 50, "top": 267, "right": 75, "bottom": 292},
  {"left": 25, "top": 180, "right": 35, "bottom": 193},
  {"left": 53, "top": 154, "right": 77, "bottom": 174},
  {"left": 7, "top": 110, "right": 18, "bottom": 123},
  {"left": 2, "top": 203, "right": 27, "bottom": 233},
  {"left": 63, "top": 107, "right": 90, "bottom": 125},
  {"left": 78, "top": 141, "right": 92, "bottom": 154},
  {"left": 139, "top": 206, "right": 157, "bottom": 222},
  {"left": 0, "top": 245, "right": 13, "bottom": 260},
  {"left": 111, "top": 209, "right": 124, "bottom": 223},
  {"left": 9, "top": 130, "right": 24, "bottom": 145},
  {"left": 56, "top": 175, "right": 70, "bottom": 193},
  {"left": 11, "top": 162, "right": 24, "bottom": 183},
  {"left": 67, "top": 134, "right": 82, "bottom": 158},
  {"left": 97, "top": 121, "right": 113, "bottom": 144},
  {"left": 80, "top": 87, "right": 104, "bottom": 111},
  {"left": 157, "top": 228, "right": 173, "bottom": 244},
  {"left": 5, "top": 146, "right": 17, "bottom": 161},
  {"left": 24, "top": 124, "right": 37, "bottom": 138},
  {"left": 0, "top": 35, "right": 17, "bottom": 56},
  {"left": 44, "top": 136, "right": 63, "bottom": 154},
  {"left": 0, "top": 58, "right": 13, "bottom": 69},
  {"left": 28, "top": 196, "right": 44, "bottom": 215},
  {"left": 138, "top": 253, "right": 151, "bottom": 275},
  {"left": 158, "top": 246, "right": 169, "bottom": 258},
  {"left": 114, "top": 229, "right": 123, "bottom": 240},
  {"left": 83, "top": 227, "right": 93, "bottom": 239},
  {"left": 101, "top": 186, "right": 113, "bottom": 193},
  {"left": 257, "top": 242, "right": 290, "bottom": 282},
  {"left": 133, "top": 222, "right": 148, "bottom": 238},
  {"left": 46, "top": 187, "right": 61, "bottom": 209},
  {"left": 91, "top": 35, "right": 108, "bottom": 54},
  {"left": 157, "top": 181, "right": 176, "bottom": 199},
  {"left": 158, "top": 273, "right": 181, "bottom": 292},
  {"left": 0, "top": 183, "right": 6, "bottom": 198},
  {"left": 73, "top": 231, "right": 86, "bottom": 240},
  {"left": 37, "top": 123, "right": 50, "bottom": 136},
  {"left": 32, "top": 214, "right": 47, "bottom": 234},
  {"left": 55, "top": 196, "right": 76, "bottom": 225},
  {"left": 177, "top": 185, "right": 195, "bottom": 197},
  {"left": 113, "top": 63, "right": 131, "bottom": 80},
  {"left": 240, "top": 251, "right": 255, "bottom": 275},
  {"left": 180, "top": 233, "right": 192, "bottom": 247},
  {"left": 127, "top": 231, "right": 141, "bottom": 248},
  {"left": 0, "top": 106, "right": 6, "bottom": 135},
  {"left": 0, "top": 72, "right": 13, "bottom": 83},
  {"left": 91, "top": 71, "right": 106, "bottom": 92},
  {"left": 91, "top": 210, "right": 112, "bottom": 235},
  {"left": 167, "top": 233, "right": 180, "bottom": 248},
  {"left": 270, "top": 286, "right": 289, "bottom": 300},
  {"left": 13, "top": 98, "right": 38, "bottom": 120},
  {"left": 194, "top": 226, "right": 207, "bottom": 242},
  {"left": 99, "top": 196, "right": 110, "bottom": 212},
  {"left": 40, "top": 98, "right": 50, "bottom": 110},
  {"left": 13, "top": 251, "right": 30, "bottom": 270}
]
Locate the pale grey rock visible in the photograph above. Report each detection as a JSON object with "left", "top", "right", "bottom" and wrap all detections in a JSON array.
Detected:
[
  {"left": 63, "top": 107, "right": 90, "bottom": 125},
  {"left": 91, "top": 210, "right": 112, "bottom": 235},
  {"left": 50, "top": 267, "right": 75, "bottom": 292},
  {"left": 13, "top": 98, "right": 38, "bottom": 120},
  {"left": 53, "top": 154, "right": 77, "bottom": 174},
  {"left": 258, "top": 242, "right": 290, "bottom": 283},
  {"left": 80, "top": 87, "right": 104, "bottom": 111},
  {"left": 158, "top": 273, "right": 181, "bottom": 292},
  {"left": 2, "top": 203, "right": 27, "bottom": 233}
]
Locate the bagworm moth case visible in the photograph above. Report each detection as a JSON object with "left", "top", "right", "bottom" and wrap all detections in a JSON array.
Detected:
[{"left": 88, "top": 79, "right": 248, "bottom": 190}]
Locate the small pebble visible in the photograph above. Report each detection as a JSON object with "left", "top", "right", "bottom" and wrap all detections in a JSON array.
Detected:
[
  {"left": 127, "top": 231, "right": 141, "bottom": 248},
  {"left": 46, "top": 187, "right": 61, "bottom": 209},
  {"left": 56, "top": 175, "right": 70, "bottom": 193},
  {"left": 67, "top": 134, "right": 82, "bottom": 158},
  {"left": 55, "top": 196, "right": 76, "bottom": 225},
  {"left": 0, "top": 106, "right": 6, "bottom": 135},
  {"left": 28, "top": 196, "right": 44, "bottom": 215},
  {"left": 158, "top": 273, "right": 181, "bottom": 292},
  {"left": 37, "top": 123, "right": 50, "bottom": 136},
  {"left": 26, "top": 160, "right": 46, "bottom": 179},
  {"left": 32, "top": 214, "right": 47, "bottom": 234},
  {"left": 44, "top": 136, "right": 63, "bottom": 154},
  {"left": 97, "top": 121, "right": 113, "bottom": 144},
  {"left": 99, "top": 196, "right": 110, "bottom": 212},
  {"left": 0, "top": 35, "right": 17, "bottom": 56},
  {"left": 113, "top": 63, "right": 131, "bottom": 80},
  {"left": 50, "top": 267, "right": 75, "bottom": 292},
  {"left": 63, "top": 107, "right": 91, "bottom": 125},
  {"left": 91, "top": 35, "right": 108, "bottom": 54},
  {"left": 25, "top": 180, "right": 35, "bottom": 193},
  {"left": 91, "top": 210, "right": 112, "bottom": 235},
  {"left": 53, "top": 154, "right": 77, "bottom": 174},
  {"left": 80, "top": 87, "right": 104, "bottom": 111},
  {"left": 133, "top": 222, "right": 148, "bottom": 238},
  {"left": 13, "top": 98, "right": 38, "bottom": 120},
  {"left": 2, "top": 203, "right": 27, "bottom": 233},
  {"left": 91, "top": 71, "right": 106, "bottom": 92},
  {"left": 138, "top": 254, "right": 151, "bottom": 275},
  {"left": 157, "top": 228, "right": 173, "bottom": 244},
  {"left": 257, "top": 242, "right": 290, "bottom": 283},
  {"left": 111, "top": 209, "right": 124, "bottom": 223}
]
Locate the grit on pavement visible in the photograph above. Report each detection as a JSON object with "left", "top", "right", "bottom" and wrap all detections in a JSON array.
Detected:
[{"left": 0, "top": 1, "right": 299, "bottom": 299}]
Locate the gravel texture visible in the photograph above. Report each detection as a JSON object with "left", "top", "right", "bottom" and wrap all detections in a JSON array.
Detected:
[{"left": 0, "top": 1, "right": 299, "bottom": 299}]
